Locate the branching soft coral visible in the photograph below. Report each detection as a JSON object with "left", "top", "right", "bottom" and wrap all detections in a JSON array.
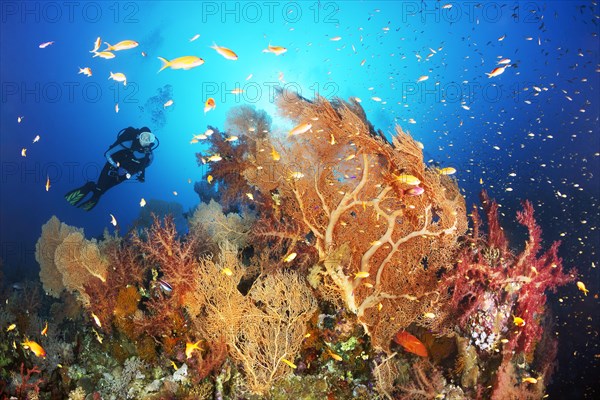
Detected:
[
  {"left": 133, "top": 215, "right": 199, "bottom": 296},
  {"left": 83, "top": 234, "right": 148, "bottom": 334},
  {"left": 243, "top": 90, "right": 467, "bottom": 349},
  {"left": 445, "top": 190, "right": 574, "bottom": 355}
]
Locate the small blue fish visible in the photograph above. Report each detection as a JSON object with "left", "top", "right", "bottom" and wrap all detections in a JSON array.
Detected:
[{"left": 158, "top": 279, "right": 172, "bottom": 294}]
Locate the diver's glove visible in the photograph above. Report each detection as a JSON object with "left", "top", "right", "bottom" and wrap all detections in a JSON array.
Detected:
[{"left": 117, "top": 167, "right": 131, "bottom": 179}]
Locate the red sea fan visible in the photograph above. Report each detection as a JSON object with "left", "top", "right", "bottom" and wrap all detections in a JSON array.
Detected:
[
  {"left": 133, "top": 215, "right": 200, "bottom": 297},
  {"left": 445, "top": 192, "right": 575, "bottom": 355},
  {"left": 509, "top": 201, "right": 574, "bottom": 354}
]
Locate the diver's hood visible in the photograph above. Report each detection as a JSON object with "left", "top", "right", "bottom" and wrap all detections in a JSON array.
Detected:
[{"left": 139, "top": 130, "right": 155, "bottom": 147}]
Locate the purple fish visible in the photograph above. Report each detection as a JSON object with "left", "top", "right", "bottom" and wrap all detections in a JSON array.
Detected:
[{"left": 405, "top": 186, "right": 425, "bottom": 196}]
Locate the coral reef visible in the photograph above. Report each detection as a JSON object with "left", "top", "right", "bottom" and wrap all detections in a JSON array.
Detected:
[{"left": 1, "top": 91, "right": 574, "bottom": 400}]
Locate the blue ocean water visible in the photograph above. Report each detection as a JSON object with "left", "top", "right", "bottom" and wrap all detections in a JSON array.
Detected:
[{"left": 0, "top": 1, "right": 598, "bottom": 397}]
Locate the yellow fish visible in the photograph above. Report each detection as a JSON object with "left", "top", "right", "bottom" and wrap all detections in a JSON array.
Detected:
[
  {"left": 284, "top": 253, "right": 297, "bottom": 263},
  {"left": 522, "top": 377, "right": 538, "bottom": 384},
  {"left": 513, "top": 316, "right": 526, "bottom": 327},
  {"left": 354, "top": 271, "right": 370, "bottom": 279},
  {"left": 93, "top": 51, "right": 115, "bottom": 59},
  {"left": 395, "top": 174, "right": 421, "bottom": 186},
  {"left": 103, "top": 40, "right": 139, "bottom": 51},
  {"left": 41, "top": 321, "right": 48, "bottom": 336},
  {"left": 140, "top": 198, "right": 146, "bottom": 207},
  {"left": 22, "top": 339, "right": 46, "bottom": 358},
  {"left": 417, "top": 75, "right": 429, "bottom": 82},
  {"left": 271, "top": 146, "right": 280, "bottom": 161},
  {"left": 211, "top": 43, "right": 238, "bottom": 60},
  {"left": 577, "top": 281, "right": 589, "bottom": 296},
  {"left": 110, "top": 214, "right": 117, "bottom": 227},
  {"left": 221, "top": 268, "right": 233, "bottom": 276},
  {"left": 21, "top": 148, "right": 26, "bottom": 157},
  {"left": 92, "top": 328, "right": 103, "bottom": 343},
  {"left": 281, "top": 358, "right": 297, "bottom": 368},
  {"left": 288, "top": 122, "right": 312, "bottom": 136},
  {"left": 6, "top": 323, "right": 16, "bottom": 332},
  {"left": 439, "top": 167, "right": 457, "bottom": 175},
  {"left": 185, "top": 340, "right": 203, "bottom": 359},
  {"left": 91, "top": 312, "right": 102, "bottom": 328},
  {"left": 109, "top": 72, "right": 127, "bottom": 86},
  {"left": 207, "top": 154, "right": 222, "bottom": 162},
  {"left": 45, "top": 176, "right": 50, "bottom": 192},
  {"left": 207, "top": 175, "right": 214, "bottom": 184},
  {"left": 157, "top": 56, "right": 204, "bottom": 72},
  {"left": 328, "top": 349, "right": 343, "bottom": 361}
]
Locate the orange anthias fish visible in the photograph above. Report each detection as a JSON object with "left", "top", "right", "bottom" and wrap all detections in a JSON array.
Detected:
[
  {"left": 22, "top": 339, "right": 46, "bottom": 358},
  {"left": 204, "top": 97, "right": 216, "bottom": 113},
  {"left": 90, "top": 37, "right": 101, "bottom": 53},
  {"left": 288, "top": 122, "right": 312, "bottom": 136},
  {"left": 393, "top": 331, "right": 428, "bottom": 357},
  {"left": 262, "top": 44, "right": 287, "bottom": 56},
  {"left": 486, "top": 66, "right": 506, "bottom": 78},
  {"left": 211, "top": 43, "right": 238, "bottom": 60}
]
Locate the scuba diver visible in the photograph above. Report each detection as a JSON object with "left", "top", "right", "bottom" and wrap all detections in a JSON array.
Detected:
[{"left": 65, "top": 127, "right": 158, "bottom": 211}]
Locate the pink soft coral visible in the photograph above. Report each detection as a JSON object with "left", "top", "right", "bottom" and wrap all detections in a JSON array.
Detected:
[{"left": 446, "top": 191, "right": 575, "bottom": 354}]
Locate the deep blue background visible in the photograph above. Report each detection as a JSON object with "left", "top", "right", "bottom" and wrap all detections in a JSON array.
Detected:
[{"left": 1, "top": 1, "right": 598, "bottom": 397}]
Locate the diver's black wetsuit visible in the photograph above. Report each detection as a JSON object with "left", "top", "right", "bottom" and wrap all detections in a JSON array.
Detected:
[{"left": 65, "top": 127, "right": 155, "bottom": 211}]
